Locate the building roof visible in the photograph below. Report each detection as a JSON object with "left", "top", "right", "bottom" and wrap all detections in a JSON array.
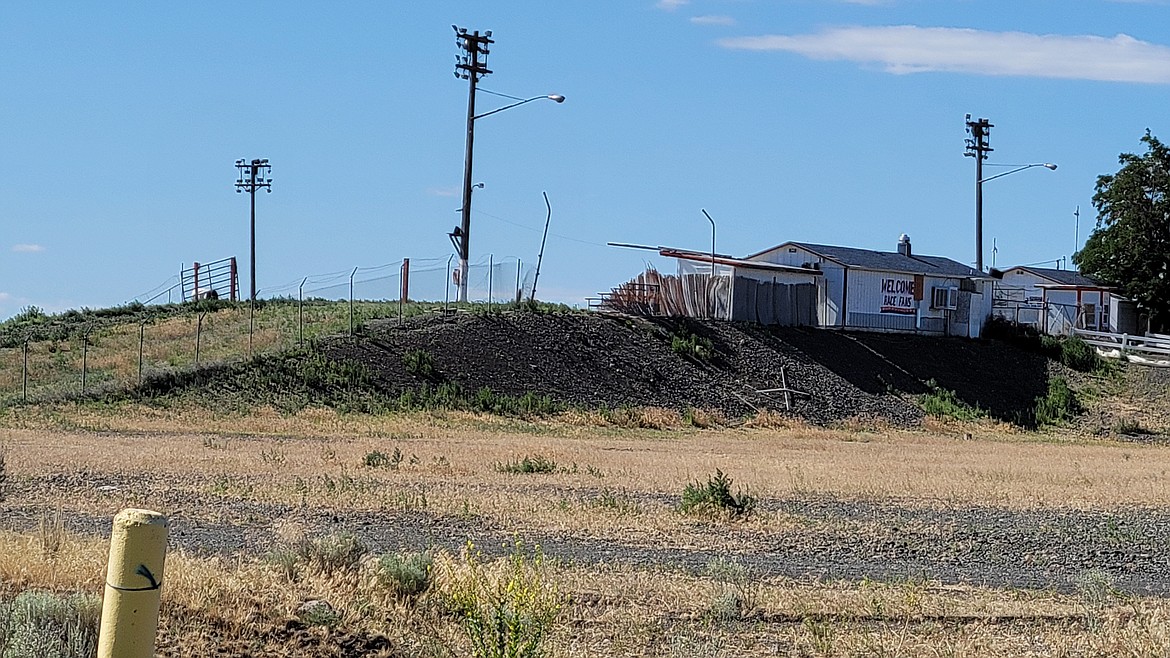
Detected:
[
  {"left": 748, "top": 241, "right": 988, "bottom": 278},
  {"left": 659, "top": 247, "right": 821, "bottom": 275},
  {"left": 1005, "top": 266, "right": 1104, "bottom": 288}
]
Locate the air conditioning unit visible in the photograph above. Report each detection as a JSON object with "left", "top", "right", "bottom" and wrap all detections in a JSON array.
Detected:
[{"left": 931, "top": 286, "right": 958, "bottom": 310}]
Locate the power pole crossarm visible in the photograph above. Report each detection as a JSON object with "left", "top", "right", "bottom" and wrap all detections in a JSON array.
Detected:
[{"left": 964, "top": 115, "right": 992, "bottom": 272}]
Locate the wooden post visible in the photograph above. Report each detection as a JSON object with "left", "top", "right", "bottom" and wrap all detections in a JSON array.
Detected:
[
  {"left": 22, "top": 339, "right": 29, "bottom": 403},
  {"left": 195, "top": 313, "right": 206, "bottom": 365},
  {"left": 97, "top": 509, "right": 169, "bottom": 658},
  {"left": 82, "top": 333, "right": 89, "bottom": 396},
  {"left": 780, "top": 365, "right": 793, "bottom": 412}
]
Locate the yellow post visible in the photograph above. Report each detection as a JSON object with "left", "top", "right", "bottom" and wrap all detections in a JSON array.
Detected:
[{"left": 97, "top": 508, "right": 169, "bottom": 658}]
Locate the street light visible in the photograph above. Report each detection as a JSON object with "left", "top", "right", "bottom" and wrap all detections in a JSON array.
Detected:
[
  {"left": 453, "top": 25, "right": 564, "bottom": 302},
  {"left": 234, "top": 158, "right": 272, "bottom": 302},
  {"left": 974, "top": 162, "right": 1057, "bottom": 271},
  {"left": 701, "top": 209, "right": 717, "bottom": 318}
]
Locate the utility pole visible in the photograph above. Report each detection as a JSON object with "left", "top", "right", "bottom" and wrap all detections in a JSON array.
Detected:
[
  {"left": 454, "top": 26, "right": 493, "bottom": 303},
  {"left": 964, "top": 115, "right": 993, "bottom": 272},
  {"left": 235, "top": 158, "right": 272, "bottom": 302}
]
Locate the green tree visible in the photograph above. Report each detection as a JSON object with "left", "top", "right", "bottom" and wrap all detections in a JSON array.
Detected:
[{"left": 1075, "top": 131, "right": 1170, "bottom": 331}]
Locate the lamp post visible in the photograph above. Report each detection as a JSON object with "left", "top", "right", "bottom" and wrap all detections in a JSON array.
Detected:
[
  {"left": 974, "top": 162, "right": 1057, "bottom": 271},
  {"left": 701, "top": 209, "right": 716, "bottom": 318},
  {"left": 965, "top": 115, "right": 1057, "bottom": 271},
  {"left": 235, "top": 158, "right": 272, "bottom": 302},
  {"left": 453, "top": 25, "right": 564, "bottom": 303}
]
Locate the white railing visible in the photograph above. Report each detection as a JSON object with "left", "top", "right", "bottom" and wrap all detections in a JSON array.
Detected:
[{"left": 1073, "top": 329, "right": 1170, "bottom": 366}]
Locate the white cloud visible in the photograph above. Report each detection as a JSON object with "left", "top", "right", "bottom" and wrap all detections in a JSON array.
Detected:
[
  {"left": 656, "top": 0, "right": 689, "bottom": 11},
  {"left": 426, "top": 186, "right": 460, "bottom": 198},
  {"left": 11, "top": 243, "right": 44, "bottom": 253},
  {"left": 691, "top": 15, "right": 736, "bottom": 26},
  {"left": 718, "top": 26, "right": 1170, "bottom": 84},
  {"left": 0, "top": 293, "right": 11, "bottom": 302}
]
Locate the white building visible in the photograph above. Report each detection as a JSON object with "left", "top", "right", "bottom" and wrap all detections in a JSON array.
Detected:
[
  {"left": 742, "top": 235, "right": 993, "bottom": 338},
  {"left": 993, "top": 266, "right": 1137, "bottom": 335}
]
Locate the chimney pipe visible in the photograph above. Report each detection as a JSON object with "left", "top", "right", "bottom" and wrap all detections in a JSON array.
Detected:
[{"left": 898, "top": 233, "right": 912, "bottom": 257}]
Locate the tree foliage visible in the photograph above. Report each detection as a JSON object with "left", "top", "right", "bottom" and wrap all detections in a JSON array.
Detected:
[{"left": 1075, "top": 131, "right": 1170, "bottom": 331}]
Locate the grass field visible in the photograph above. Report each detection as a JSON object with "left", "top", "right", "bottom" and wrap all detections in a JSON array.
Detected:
[{"left": 2, "top": 403, "right": 1170, "bottom": 656}]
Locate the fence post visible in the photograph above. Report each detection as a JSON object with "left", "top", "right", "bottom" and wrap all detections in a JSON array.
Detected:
[
  {"left": 299, "top": 277, "right": 308, "bottom": 345},
  {"left": 248, "top": 299, "right": 254, "bottom": 357},
  {"left": 399, "top": 259, "right": 408, "bottom": 326},
  {"left": 82, "top": 332, "right": 89, "bottom": 396},
  {"left": 22, "top": 339, "right": 29, "bottom": 403},
  {"left": 445, "top": 255, "right": 453, "bottom": 316},
  {"left": 488, "top": 254, "right": 494, "bottom": 310},
  {"left": 97, "top": 508, "right": 169, "bottom": 658},
  {"left": 349, "top": 267, "right": 359, "bottom": 335},
  {"left": 138, "top": 322, "right": 146, "bottom": 386},
  {"left": 516, "top": 258, "right": 522, "bottom": 304},
  {"left": 195, "top": 312, "right": 206, "bottom": 366}
]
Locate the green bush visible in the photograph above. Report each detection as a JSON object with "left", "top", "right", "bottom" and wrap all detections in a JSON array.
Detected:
[
  {"left": 364, "top": 447, "right": 402, "bottom": 469},
  {"left": 496, "top": 455, "right": 558, "bottom": 475},
  {"left": 269, "top": 532, "right": 369, "bottom": 580},
  {"left": 403, "top": 349, "right": 437, "bottom": 379},
  {"left": 680, "top": 470, "right": 756, "bottom": 519},
  {"left": 1033, "top": 377, "right": 1081, "bottom": 426},
  {"left": 0, "top": 590, "right": 101, "bottom": 658},
  {"left": 1059, "top": 336, "right": 1101, "bottom": 373},
  {"left": 919, "top": 381, "right": 984, "bottom": 422},
  {"left": 671, "top": 331, "right": 713, "bottom": 361},
  {"left": 374, "top": 551, "right": 434, "bottom": 598},
  {"left": 445, "top": 541, "right": 563, "bottom": 658}
]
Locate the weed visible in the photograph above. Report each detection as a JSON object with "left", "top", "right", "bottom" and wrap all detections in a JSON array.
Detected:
[
  {"left": 364, "top": 447, "right": 403, "bottom": 470},
  {"left": 1033, "top": 377, "right": 1081, "bottom": 427},
  {"left": 704, "top": 557, "right": 759, "bottom": 621},
  {"left": 671, "top": 331, "right": 713, "bottom": 361},
  {"left": 680, "top": 470, "right": 756, "bottom": 519},
  {"left": 1113, "top": 418, "right": 1152, "bottom": 436},
  {"left": 919, "top": 380, "right": 984, "bottom": 422},
  {"left": 1075, "top": 568, "right": 1115, "bottom": 630},
  {"left": 291, "top": 533, "right": 365, "bottom": 573},
  {"left": 296, "top": 600, "right": 341, "bottom": 629},
  {"left": 0, "top": 442, "right": 6, "bottom": 502},
  {"left": 259, "top": 448, "right": 286, "bottom": 465},
  {"left": 403, "top": 349, "right": 437, "bottom": 379},
  {"left": 669, "top": 634, "right": 725, "bottom": 658},
  {"left": 1059, "top": 336, "right": 1104, "bottom": 373},
  {"left": 0, "top": 590, "right": 101, "bottom": 658},
  {"left": 37, "top": 508, "right": 65, "bottom": 556},
  {"left": 802, "top": 616, "right": 836, "bottom": 655},
  {"left": 373, "top": 551, "right": 434, "bottom": 599},
  {"left": 443, "top": 540, "right": 563, "bottom": 658},
  {"left": 592, "top": 488, "right": 642, "bottom": 515},
  {"left": 496, "top": 455, "right": 558, "bottom": 475}
]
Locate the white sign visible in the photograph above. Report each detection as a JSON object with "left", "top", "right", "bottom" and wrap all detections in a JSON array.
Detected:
[{"left": 880, "top": 277, "right": 917, "bottom": 315}]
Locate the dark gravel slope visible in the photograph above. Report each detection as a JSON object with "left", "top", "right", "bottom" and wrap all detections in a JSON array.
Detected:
[{"left": 321, "top": 312, "right": 1059, "bottom": 425}]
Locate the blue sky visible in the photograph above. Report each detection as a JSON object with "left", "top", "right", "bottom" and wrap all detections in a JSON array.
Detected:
[{"left": 2, "top": 1, "right": 1169, "bottom": 318}]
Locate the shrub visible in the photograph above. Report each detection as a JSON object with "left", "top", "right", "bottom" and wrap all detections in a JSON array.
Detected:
[
  {"left": 374, "top": 551, "right": 434, "bottom": 598},
  {"left": 680, "top": 470, "right": 756, "bottom": 519},
  {"left": 403, "top": 349, "right": 437, "bottom": 379},
  {"left": 919, "top": 381, "right": 984, "bottom": 422},
  {"left": 496, "top": 455, "right": 558, "bottom": 475},
  {"left": 270, "top": 532, "right": 368, "bottom": 579},
  {"left": 443, "top": 541, "right": 563, "bottom": 658},
  {"left": 671, "top": 331, "right": 713, "bottom": 361},
  {"left": 1033, "top": 377, "right": 1080, "bottom": 426},
  {"left": 0, "top": 443, "right": 6, "bottom": 503},
  {"left": 0, "top": 590, "right": 101, "bottom": 658},
  {"left": 364, "top": 447, "right": 402, "bottom": 470},
  {"left": 1059, "top": 336, "right": 1101, "bottom": 373}
]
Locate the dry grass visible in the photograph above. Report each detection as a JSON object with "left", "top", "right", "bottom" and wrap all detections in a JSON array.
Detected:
[
  {"left": 5, "top": 405, "right": 1170, "bottom": 655},
  {"left": 0, "top": 529, "right": 1168, "bottom": 657}
]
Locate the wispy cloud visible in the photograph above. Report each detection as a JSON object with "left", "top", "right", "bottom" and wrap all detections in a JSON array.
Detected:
[
  {"left": 11, "top": 243, "right": 44, "bottom": 253},
  {"left": 656, "top": 0, "right": 689, "bottom": 11},
  {"left": 691, "top": 15, "right": 736, "bottom": 26},
  {"left": 0, "top": 293, "right": 11, "bottom": 303},
  {"left": 718, "top": 26, "right": 1170, "bottom": 84},
  {"left": 426, "top": 186, "right": 460, "bottom": 198}
]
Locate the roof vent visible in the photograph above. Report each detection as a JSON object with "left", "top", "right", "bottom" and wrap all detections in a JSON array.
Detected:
[{"left": 897, "top": 233, "right": 911, "bottom": 257}]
